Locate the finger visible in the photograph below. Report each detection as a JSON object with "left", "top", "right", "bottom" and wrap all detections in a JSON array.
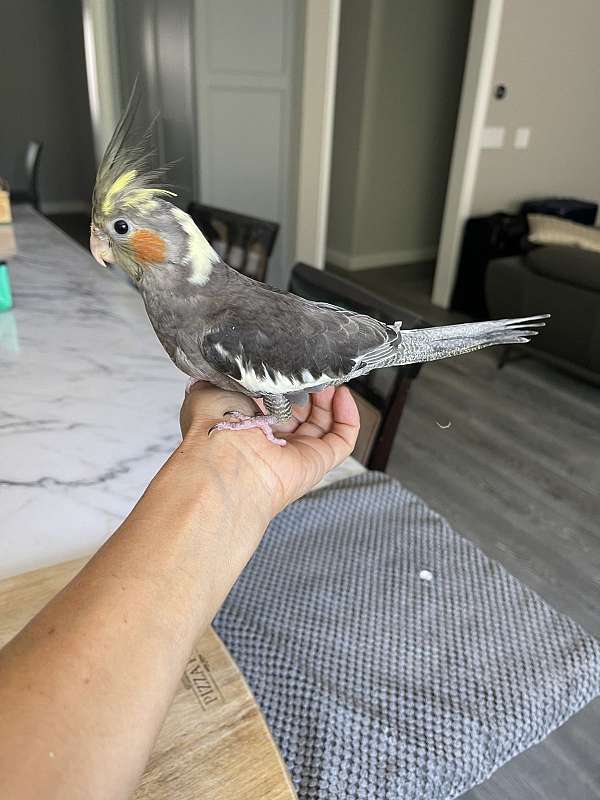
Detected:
[
  {"left": 181, "top": 383, "right": 258, "bottom": 437},
  {"left": 294, "top": 387, "right": 335, "bottom": 438},
  {"left": 311, "top": 385, "right": 335, "bottom": 410},
  {"left": 275, "top": 399, "right": 311, "bottom": 435},
  {"left": 333, "top": 385, "right": 360, "bottom": 428},
  {"left": 186, "top": 379, "right": 213, "bottom": 394},
  {"left": 253, "top": 397, "right": 307, "bottom": 433},
  {"left": 321, "top": 385, "right": 360, "bottom": 453},
  {"left": 291, "top": 399, "right": 311, "bottom": 425},
  {"left": 294, "top": 416, "right": 328, "bottom": 439},
  {"left": 180, "top": 383, "right": 219, "bottom": 437},
  {"left": 289, "top": 387, "right": 359, "bottom": 477}
]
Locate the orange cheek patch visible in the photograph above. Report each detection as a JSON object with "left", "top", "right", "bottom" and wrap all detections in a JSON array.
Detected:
[{"left": 131, "top": 229, "right": 167, "bottom": 264}]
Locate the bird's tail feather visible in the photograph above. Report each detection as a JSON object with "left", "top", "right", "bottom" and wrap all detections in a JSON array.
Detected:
[{"left": 396, "top": 315, "right": 549, "bottom": 365}]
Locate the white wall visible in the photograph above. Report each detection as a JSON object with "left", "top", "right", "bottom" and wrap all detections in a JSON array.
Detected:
[
  {"left": 327, "top": 0, "right": 473, "bottom": 270},
  {"left": 472, "top": 0, "right": 600, "bottom": 215}
]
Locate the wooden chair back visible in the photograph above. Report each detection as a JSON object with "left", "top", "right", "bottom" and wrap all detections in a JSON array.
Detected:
[
  {"left": 187, "top": 202, "right": 279, "bottom": 282},
  {"left": 11, "top": 140, "right": 43, "bottom": 211},
  {"left": 289, "top": 263, "right": 425, "bottom": 472}
]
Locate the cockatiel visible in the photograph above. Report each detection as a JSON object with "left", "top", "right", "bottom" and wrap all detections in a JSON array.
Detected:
[{"left": 90, "top": 95, "right": 548, "bottom": 445}]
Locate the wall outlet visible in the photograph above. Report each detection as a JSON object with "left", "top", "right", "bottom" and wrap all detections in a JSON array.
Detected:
[
  {"left": 481, "top": 126, "right": 505, "bottom": 149},
  {"left": 514, "top": 127, "right": 531, "bottom": 149}
]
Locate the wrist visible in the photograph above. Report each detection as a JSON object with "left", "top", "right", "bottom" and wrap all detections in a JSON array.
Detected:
[{"left": 170, "top": 428, "right": 276, "bottom": 528}]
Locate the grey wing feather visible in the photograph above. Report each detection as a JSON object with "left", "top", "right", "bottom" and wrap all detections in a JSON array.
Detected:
[
  {"left": 163, "top": 262, "right": 548, "bottom": 396},
  {"left": 196, "top": 283, "right": 401, "bottom": 394}
]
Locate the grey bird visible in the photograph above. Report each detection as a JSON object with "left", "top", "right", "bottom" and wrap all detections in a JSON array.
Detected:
[{"left": 90, "top": 97, "right": 548, "bottom": 445}]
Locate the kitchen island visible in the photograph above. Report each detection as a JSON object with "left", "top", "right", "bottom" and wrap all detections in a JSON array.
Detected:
[{"left": 1, "top": 207, "right": 184, "bottom": 578}]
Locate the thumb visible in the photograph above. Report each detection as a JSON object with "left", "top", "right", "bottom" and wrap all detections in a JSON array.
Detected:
[{"left": 180, "top": 383, "right": 258, "bottom": 438}]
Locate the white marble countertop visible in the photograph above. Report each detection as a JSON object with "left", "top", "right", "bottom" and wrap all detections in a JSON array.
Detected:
[
  {"left": 1, "top": 208, "right": 366, "bottom": 580},
  {"left": 1, "top": 207, "right": 185, "bottom": 578}
]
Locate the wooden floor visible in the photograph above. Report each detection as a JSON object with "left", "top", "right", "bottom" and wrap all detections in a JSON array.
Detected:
[{"left": 335, "top": 264, "right": 600, "bottom": 799}]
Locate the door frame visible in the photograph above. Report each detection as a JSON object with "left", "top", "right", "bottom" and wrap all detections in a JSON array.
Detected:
[
  {"left": 85, "top": 0, "right": 341, "bottom": 273},
  {"left": 294, "top": 0, "right": 341, "bottom": 269},
  {"left": 82, "top": 0, "right": 121, "bottom": 166},
  {"left": 431, "top": 0, "right": 504, "bottom": 308}
]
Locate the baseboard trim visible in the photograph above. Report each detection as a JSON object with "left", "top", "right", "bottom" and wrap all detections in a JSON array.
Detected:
[
  {"left": 42, "top": 201, "right": 91, "bottom": 215},
  {"left": 326, "top": 246, "right": 438, "bottom": 271},
  {"left": 325, "top": 248, "right": 353, "bottom": 269}
]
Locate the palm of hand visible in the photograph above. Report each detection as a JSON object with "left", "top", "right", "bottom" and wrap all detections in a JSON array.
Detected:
[
  {"left": 180, "top": 383, "right": 360, "bottom": 516},
  {"left": 250, "top": 386, "right": 359, "bottom": 506}
]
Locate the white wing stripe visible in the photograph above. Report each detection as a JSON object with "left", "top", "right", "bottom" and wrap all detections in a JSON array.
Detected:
[{"left": 233, "top": 356, "right": 331, "bottom": 395}]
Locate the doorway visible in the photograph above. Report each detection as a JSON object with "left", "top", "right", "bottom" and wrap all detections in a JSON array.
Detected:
[
  {"left": 84, "top": 0, "right": 306, "bottom": 288},
  {"left": 324, "top": 0, "right": 474, "bottom": 319},
  {"left": 115, "top": 0, "right": 198, "bottom": 211}
]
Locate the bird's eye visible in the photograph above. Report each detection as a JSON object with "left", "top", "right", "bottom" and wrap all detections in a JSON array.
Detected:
[{"left": 113, "top": 219, "right": 129, "bottom": 235}]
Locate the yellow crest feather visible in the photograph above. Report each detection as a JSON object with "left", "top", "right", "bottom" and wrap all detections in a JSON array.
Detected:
[
  {"left": 92, "top": 85, "right": 177, "bottom": 223},
  {"left": 101, "top": 169, "right": 138, "bottom": 214}
]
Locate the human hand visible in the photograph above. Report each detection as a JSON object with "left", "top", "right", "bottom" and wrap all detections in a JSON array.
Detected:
[{"left": 180, "top": 382, "right": 360, "bottom": 519}]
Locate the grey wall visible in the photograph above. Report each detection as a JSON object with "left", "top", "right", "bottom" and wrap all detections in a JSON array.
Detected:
[
  {"left": 0, "top": 0, "right": 96, "bottom": 209},
  {"left": 115, "top": 0, "right": 198, "bottom": 211},
  {"left": 353, "top": 0, "right": 473, "bottom": 259},
  {"left": 327, "top": 0, "right": 473, "bottom": 267},
  {"left": 473, "top": 0, "right": 600, "bottom": 215},
  {"left": 326, "top": 0, "right": 373, "bottom": 257}
]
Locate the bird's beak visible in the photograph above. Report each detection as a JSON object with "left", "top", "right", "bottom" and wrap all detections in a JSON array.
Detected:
[{"left": 90, "top": 228, "right": 113, "bottom": 269}]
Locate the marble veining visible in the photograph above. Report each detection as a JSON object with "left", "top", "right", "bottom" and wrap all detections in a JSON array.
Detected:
[
  {"left": 1, "top": 207, "right": 185, "bottom": 578},
  {"left": 1, "top": 208, "right": 366, "bottom": 579}
]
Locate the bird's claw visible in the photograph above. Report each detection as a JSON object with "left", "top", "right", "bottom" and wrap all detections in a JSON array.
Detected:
[{"left": 207, "top": 413, "right": 287, "bottom": 446}]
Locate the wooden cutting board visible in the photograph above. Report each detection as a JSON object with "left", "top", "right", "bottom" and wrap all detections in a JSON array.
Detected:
[{"left": 0, "top": 559, "right": 297, "bottom": 800}]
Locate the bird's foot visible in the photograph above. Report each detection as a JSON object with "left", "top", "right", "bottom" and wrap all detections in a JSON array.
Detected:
[{"left": 208, "top": 412, "right": 287, "bottom": 446}]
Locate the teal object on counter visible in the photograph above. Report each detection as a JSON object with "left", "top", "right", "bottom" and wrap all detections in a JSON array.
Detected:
[{"left": 0, "top": 263, "right": 13, "bottom": 311}]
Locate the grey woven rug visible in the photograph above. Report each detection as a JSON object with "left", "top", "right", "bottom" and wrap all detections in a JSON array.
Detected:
[{"left": 213, "top": 473, "right": 600, "bottom": 799}]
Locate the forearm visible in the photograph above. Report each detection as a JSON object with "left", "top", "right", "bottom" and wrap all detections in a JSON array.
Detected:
[{"left": 0, "top": 432, "right": 268, "bottom": 800}]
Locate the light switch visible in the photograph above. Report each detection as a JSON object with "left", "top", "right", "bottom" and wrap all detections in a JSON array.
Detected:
[
  {"left": 481, "top": 126, "right": 505, "bottom": 149},
  {"left": 514, "top": 127, "right": 531, "bottom": 149}
]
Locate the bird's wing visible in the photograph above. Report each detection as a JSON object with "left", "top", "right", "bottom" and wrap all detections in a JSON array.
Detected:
[
  {"left": 190, "top": 288, "right": 401, "bottom": 396},
  {"left": 310, "top": 299, "right": 403, "bottom": 370}
]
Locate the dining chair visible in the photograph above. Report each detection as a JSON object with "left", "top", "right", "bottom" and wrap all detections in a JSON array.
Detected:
[
  {"left": 187, "top": 202, "right": 279, "bottom": 282},
  {"left": 10, "top": 141, "right": 43, "bottom": 211},
  {"left": 288, "top": 263, "right": 425, "bottom": 472}
]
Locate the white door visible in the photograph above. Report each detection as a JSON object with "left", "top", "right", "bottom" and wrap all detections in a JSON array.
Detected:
[{"left": 194, "top": 0, "right": 305, "bottom": 287}]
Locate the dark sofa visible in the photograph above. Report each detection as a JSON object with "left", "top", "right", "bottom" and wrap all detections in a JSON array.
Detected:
[{"left": 486, "top": 245, "right": 600, "bottom": 384}]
